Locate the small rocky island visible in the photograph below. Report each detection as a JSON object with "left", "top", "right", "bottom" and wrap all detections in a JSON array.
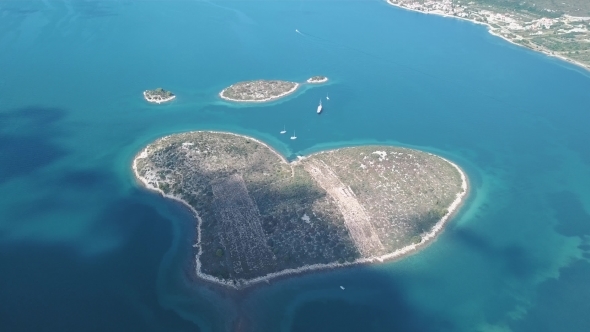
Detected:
[
  {"left": 219, "top": 80, "right": 299, "bottom": 102},
  {"left": 144, "top": 88, "right": 175, "bottom": 104},
  {"left": 306, "top": 76, "right": 328, "bottom": 84},
  {"left": 133, "top": 132, "right": 467, "bottom": 288}
]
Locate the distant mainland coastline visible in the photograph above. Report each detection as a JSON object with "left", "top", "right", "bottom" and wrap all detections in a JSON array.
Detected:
[
  {"left": 133, "top": 131, "right": 468, "bottom": 289},
  {"left": 219, "top": 76, "right": 329, "bottom": 103},
  {"left": 386, "top": 0, "right": 590, "bottom": 72}
]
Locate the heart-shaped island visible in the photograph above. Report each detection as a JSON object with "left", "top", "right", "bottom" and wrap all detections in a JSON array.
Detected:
[{"left": 133, "top": 132, "right": 467, "bottom": 288}]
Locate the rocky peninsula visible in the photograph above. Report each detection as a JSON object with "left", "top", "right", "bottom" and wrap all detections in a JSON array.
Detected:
[
  {"left": 307, "top": 76, "right": 329, "bottom": 83},
  {"left": 144, "top": 88, "right": 175, "bottom": 104},
  {"left": 133, "top": 131, "right": 467, "bottom": 288}
]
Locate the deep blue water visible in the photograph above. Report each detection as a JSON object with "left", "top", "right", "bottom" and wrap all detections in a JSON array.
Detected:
[{"left": 1, "top": 1, "right": 590, "bottom": 331}]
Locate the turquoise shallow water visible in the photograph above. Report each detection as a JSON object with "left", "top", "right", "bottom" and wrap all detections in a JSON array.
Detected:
[{"left": 1, "top": 1, "right": 590, "bottom": 331}]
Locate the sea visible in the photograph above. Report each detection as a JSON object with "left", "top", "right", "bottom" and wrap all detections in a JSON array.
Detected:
[{"left": 1, "top": 1, "right": 590, "bottom": 331}]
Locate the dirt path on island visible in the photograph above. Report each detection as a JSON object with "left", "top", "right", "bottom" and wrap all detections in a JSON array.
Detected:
[{"left": 304, "top": 159, "right": 384, "bottom": 257}]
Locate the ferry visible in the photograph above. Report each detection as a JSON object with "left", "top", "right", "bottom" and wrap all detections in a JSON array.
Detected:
[{"left": 317, "top": 99, "right": 323, "bottom": 114}]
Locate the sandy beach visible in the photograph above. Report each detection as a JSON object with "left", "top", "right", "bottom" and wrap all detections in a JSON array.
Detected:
[{"left": 133, "top": 132, "right": 469, "bottom": 289}]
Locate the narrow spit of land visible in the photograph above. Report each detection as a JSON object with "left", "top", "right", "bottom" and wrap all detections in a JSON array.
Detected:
[{"left": 133, "top": 131, "right": 467, "bottom": 288}]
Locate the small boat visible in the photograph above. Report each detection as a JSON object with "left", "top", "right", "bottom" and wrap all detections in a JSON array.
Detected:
[
  {"left": 280, "top": 125, "right": 286, "bottom": 134},
  {"left": 340, "top": 286, "right": 345, "bottom": 290},
  {"left": 290, "top": 131, "right": 297, "bottom": 140},
  {"left": 326, "top": 93, "right": 330, "bottom": 100},
  {"left": 317, "top": 99, "right": 323, "bottom": 114},
  {"left": 295, "top": 29, "right": 300, "bottom": 33}
]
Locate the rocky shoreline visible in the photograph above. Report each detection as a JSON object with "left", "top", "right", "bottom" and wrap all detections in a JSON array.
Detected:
[
  {"left": 219, "top": 80, "right": 299, "bottom": 102},
  {"left": 133, "top": 131, "right": 468, "bottom": 289},
  {"left": 143, "top": 88, "right": 176, "bottom": 104}
]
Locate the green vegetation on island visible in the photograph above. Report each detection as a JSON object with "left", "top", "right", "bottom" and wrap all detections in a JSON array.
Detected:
[
  {"left": 143, "top": 88, "right": 175, "bottom": 104},
  {"left": 307, "top": 76, "right": 329, "bottom": 83},
  {"left": 219, "top": 80, "right": 299, "bottom": 102},
  {"left": 134, "top": 132, "right": 466, "bottom": 286}
]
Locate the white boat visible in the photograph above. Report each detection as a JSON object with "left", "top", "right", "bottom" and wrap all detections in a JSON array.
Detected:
[
  {"left": 280, "top": 125, "right": 286, "bottom": 134},
  {"left": 290, "top": 131, "right": 297, "bottom": 140},
  {"left": 326, "top": 93, "right": 330, "bottom": 100},
  {"left": 340, "top": 286, "right": 345, "bottom": 290},
  {"left": 317, "top": 99, "right": 323, "bottom": 114}
]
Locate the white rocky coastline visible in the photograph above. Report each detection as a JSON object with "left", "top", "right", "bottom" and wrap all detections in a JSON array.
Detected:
[
  {"left": 306, "top": 76, "right": 329, "bottom": 84},
  {"left": 219, "top": 76, "right": 329, "bottom": 103},
  {"left": 143, "top": 90, "right": 176, "bottom": 104},
  {"left": 219, "top": 81, "right": 300, "bottom": 103},
  {"left": 133, "top": 133, "right": 469, "bottom": 290}
]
